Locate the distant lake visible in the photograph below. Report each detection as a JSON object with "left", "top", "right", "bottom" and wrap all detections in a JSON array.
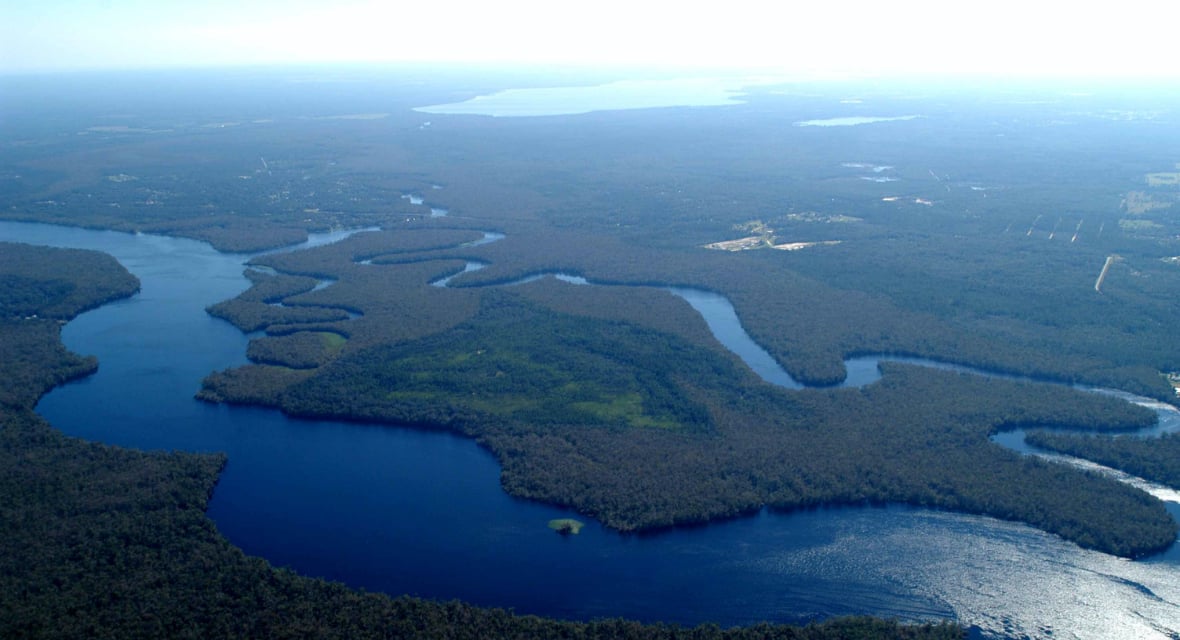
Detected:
[
  {"left": 795, "top": 115, "right": 922, "bottom": 127},
  {"left": 414, "top": 78, "right": 749, "bottom": 117},
  {"left": 3, "top": 220, "right": 1180, "bottom": 639}
]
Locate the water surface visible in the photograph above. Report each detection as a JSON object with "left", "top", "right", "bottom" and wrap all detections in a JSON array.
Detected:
[
  {"left": 795, "top": 115, "right": 921, "bottom": 127},
  {"left": 414, "top": 78, "right": 748, "bottom": 117}
]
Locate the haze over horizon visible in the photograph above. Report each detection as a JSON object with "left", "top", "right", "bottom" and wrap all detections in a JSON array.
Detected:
[{"left": 2, "top": 0, "right": 1179, "bottom": 79}]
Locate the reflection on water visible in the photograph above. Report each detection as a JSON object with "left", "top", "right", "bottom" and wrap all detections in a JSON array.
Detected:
[
  {"left": 414, "top": 78, "right": 749, "bottom": 117},
  {"left": 669, "top": 287, "right": 804, "bottom": 389},
  {"left": 430, "top": 261, "right": 487, "bottom": 288},
  {"left": 2, "top": 221, "right": 1179, "bottom": 639},
  {"left": 795, "top": 115, "right": 922, "bottom": 127}
]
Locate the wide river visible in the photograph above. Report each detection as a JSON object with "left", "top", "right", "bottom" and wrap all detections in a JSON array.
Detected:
[{"left": 3, "top": 221, "right": 1180, "bottom": 639}]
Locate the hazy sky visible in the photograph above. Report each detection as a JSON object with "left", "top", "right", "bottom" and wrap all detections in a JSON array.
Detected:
[{"left": 2, "top": 0, "right": 1179, "bottom": 77}]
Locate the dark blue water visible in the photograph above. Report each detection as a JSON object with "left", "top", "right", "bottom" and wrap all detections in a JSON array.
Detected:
[{"left": 3, "top": 221, "right": 1179, "bottom": 639}]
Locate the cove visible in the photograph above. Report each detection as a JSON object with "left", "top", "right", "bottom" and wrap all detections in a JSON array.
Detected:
[{"left": 3, "top": 221, "right": 1180, "bottom": 639}]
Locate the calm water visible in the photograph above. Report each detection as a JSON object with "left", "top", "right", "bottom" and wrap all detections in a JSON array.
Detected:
[
  {"left": 794, "top": 115, "right": 923, "bottom": 127},
  {"left": 414, "top": 78, "right": 749, "bottom": 117},
  {"left": 3, "top": 221, "right": 1180, "bottom": 639}
]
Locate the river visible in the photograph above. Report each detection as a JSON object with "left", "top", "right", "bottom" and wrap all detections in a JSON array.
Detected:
[{"left": 3, "top": 220, "right": 1179, "bottom": 639}]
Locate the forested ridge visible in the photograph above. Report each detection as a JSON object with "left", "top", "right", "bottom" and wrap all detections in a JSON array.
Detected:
[{"left": 0, "top": 244, "right": 963, "bottom": 638}]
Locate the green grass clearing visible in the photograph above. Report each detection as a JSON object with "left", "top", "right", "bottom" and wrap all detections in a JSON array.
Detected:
[{"left": 317, "top": 331, "right": 348, "bottom": 351}]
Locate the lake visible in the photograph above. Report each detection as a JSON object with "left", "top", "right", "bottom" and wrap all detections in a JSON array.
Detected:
[
  {"left": 414, "top": 78, "right": 750, "bottom": 117},
  {"left": 3, "top": 220, "right": 1179, "bottom": 639},
  {"left": 795, "top": 115, "right": 922, "bottom": 127}
]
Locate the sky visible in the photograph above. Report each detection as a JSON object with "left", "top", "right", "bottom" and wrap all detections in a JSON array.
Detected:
[{"left": 2, "top": 0, "right": 1179, "bottom": 77}]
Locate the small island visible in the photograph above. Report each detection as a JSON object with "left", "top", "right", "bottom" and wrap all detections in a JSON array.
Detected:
[{"left": 548, "top": 518, "right": 585, "bottom": 535}]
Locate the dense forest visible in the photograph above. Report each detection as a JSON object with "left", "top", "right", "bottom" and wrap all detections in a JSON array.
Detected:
[
  {"left": 205, "top": 290, "right": 1174, "bottom": 557},
  {"left": 195, "top": 219, "right": 1177, "bottom": 558},
  {"left": 2, "top": 67, "right": 1179, "bottom": 635},
  {"left": 1026, "top": 430, "right": 1180, "bottom": 488},
  {"left": 0, "top": 242, "right": 963, "bottom": 638},
  {"left": 0, "top": 243, "right": 140, "bottom": 408}
]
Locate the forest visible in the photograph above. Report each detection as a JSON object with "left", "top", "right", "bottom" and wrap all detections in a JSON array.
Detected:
[
  {"left": 1026, "top": 430, "right": 1180, "bottom": 488},
  {"left": 205, "top": 283, "right": 1174, "bottom": 556},
  {"left": 2, "top": 67, "right": 1180, "bottom": 636},
  {"left": 0, "top": 242, "right": 963, "bottom": 638},
  {"left": 194, "top": 217, "right": 1178, "bottom": 557}
]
